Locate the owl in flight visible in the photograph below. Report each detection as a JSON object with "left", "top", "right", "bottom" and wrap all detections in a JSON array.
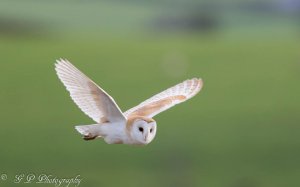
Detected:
[{"left": 55, "top": 59, "right": 203, "bottom": 145}]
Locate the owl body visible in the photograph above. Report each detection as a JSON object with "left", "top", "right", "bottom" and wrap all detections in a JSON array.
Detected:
[
  {"left": 75, "top": 117, "right": 157, "bottom": 145},
  {"left": 101, "top": 121, "right": 128, "bottom": 144},
  {"left": 55, "top": 59, "right": 203, "bottom": 145}
]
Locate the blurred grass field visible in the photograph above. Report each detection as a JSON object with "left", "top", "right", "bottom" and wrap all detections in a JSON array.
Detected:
[{"left": 0, "top": 1, "right": 300, "bottom": 187}]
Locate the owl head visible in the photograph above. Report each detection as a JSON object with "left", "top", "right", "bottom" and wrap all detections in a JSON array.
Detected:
[{"left": 127, "top": 116, "right": 157, "bottom": 145}]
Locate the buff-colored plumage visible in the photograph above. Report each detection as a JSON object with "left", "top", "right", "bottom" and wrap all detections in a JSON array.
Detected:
[{"left": 55, "top": 59, "right": 203, "bottom": 145}]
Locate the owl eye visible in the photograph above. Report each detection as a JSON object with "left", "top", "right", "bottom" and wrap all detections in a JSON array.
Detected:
[
  {"left": 150, "top": 128, "right": 153, "bottom": 133},
  {"left": 138, "top": 127, "right": 144, "bottom": 132}
]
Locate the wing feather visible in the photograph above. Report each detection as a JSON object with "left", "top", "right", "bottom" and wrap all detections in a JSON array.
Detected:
[
  {"left": 55, "top": 59, "right": 126, "bottom": 123},
  {"left": 124, "top": 78, "right": 203, "bottom": 118}
]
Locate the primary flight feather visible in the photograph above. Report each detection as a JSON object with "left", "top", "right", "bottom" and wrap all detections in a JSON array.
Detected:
[{"left": 55, "top": 59, "right": 203, "bottom": 145}]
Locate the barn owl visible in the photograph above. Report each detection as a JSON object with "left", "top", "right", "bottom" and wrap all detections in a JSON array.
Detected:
[{"left": 55, "top": 59, "right": 203, "bottom": 145}]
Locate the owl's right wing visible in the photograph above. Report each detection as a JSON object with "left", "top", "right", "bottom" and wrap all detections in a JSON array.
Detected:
[
  {"left": 124, "top": 78, "right": 203, "bottom": 118},
  {"left": 55, "top": 59, "right": 126, "bottom": 123}
]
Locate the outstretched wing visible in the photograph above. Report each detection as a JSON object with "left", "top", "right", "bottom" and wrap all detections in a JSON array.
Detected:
[
  {"left": 55, "top": 59, "right": 126, "bottom": 123},
  {"left": 124, "top": 78, "right": 203, "bottom": 118}
]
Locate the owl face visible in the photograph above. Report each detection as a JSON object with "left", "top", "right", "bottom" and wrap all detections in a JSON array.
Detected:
[{"left": 131, "top": 119, "right": 157, "bottom": 145}]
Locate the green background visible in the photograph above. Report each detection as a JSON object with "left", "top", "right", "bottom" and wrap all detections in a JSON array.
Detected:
[{"left": 0, "top": 1, "right": 299, "bottom": 187}]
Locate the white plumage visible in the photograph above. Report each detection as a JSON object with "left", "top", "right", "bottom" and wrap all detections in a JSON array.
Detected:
[{"left": 55, "top": 59, "right": 203, "bottom": 145}]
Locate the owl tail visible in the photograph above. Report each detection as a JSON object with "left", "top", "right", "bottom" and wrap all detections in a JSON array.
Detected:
[{"left": 75, "top": 124, "right": 102, "bottom": 141}]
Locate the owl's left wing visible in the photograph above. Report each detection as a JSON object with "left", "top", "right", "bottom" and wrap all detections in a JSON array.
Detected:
[
  {"left": 55, "top": 59, "right": 126, "bottom": 123},
  {"left": 124, "top": 78, "right": 203, "bottom": 118}
]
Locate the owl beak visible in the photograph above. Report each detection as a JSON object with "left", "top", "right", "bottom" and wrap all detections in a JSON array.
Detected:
[{"left": 144, "top": 132, "right": 148, "bottom": 141}]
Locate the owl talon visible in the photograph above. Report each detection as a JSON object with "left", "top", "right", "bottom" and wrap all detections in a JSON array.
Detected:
[{"left": 83, "top": 133, "right": 97, "bottom": 141}]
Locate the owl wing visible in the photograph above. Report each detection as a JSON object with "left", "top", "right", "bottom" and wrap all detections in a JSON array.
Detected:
[
  {"left": 55, "top": 59, "right": 126, "bottom": 123},
  {"left": 124, "top": 78, "right": 203, "bottom": 118}
]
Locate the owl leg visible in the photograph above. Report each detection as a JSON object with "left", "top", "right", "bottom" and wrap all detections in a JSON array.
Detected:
[{"left": 75, "top": 124, "right": 103, "bottom": 141}]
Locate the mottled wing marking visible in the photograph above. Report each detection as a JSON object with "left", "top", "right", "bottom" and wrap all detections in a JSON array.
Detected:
[
  {"left": 128, "top": 96, "right": 186, "bottom": 117},
  {"left": 55, "top": 59, "right": 126, "bottom": 123},
  {"left": 124, "top": 78, "right": 203, "bottom": 118}
]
